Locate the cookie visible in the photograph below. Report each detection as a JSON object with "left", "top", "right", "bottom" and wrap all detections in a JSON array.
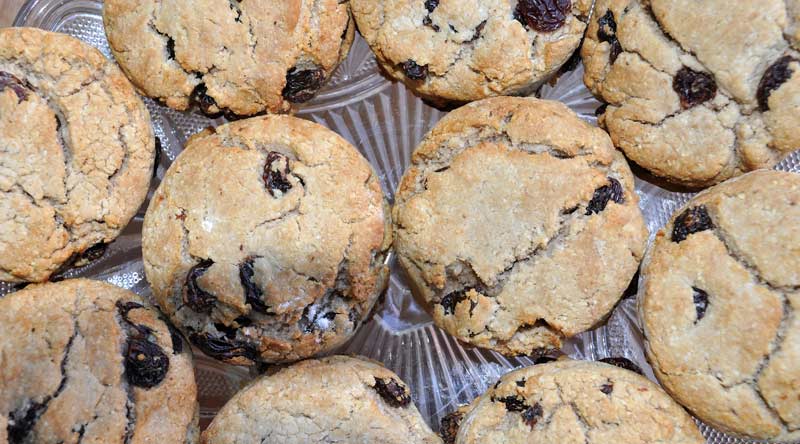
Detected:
[
  {"left": 0, "top": 278, "right": 198, "bottom": 444},
  {"left": 0, "top": 27, "right": 154, "bottom": 283},
  {"left": 142, "top": 115, "right": 391, "bottom": 366},
  {"left": 351, "top": 0, "right": 593, "bottom": 104},
  {"left": 640, "top": 170, "right": 800, "bottom": 441},
  {"left": 103, "top": 0, "right": 354, "bottom": 117},
  {"left": 392, "top": 97, "right": 648, "bottom": 356},
  {"left": 582, "top": 0, "right": 800, "bottom": 187},
  {"left": 449, "top": 360, "right": 705, "bottom": 443},
  {"left": 201, "top": 355, "right": 441, "bottom": 443}
]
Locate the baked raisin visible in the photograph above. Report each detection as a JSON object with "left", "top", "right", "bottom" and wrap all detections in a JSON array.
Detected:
[
  {"left": 516, "top": 379, "right": 527, "bottom": 387},
  {"left": 239, "top": 257, "right": 273, "bottom": 313},
  {"left": 373, "top": 377, "right": 411, "bottom": 407},
  {"left": 423, "top": 16, "right": 440, "bottom": 31},
  {"left": 586, "top": 177, "right": 624, "bottom": 215},
  {"left": 673, "top": 67, "right": 717, "bottom": 109},
  {"left": 692, "top": 287, "right": 709, "bottom": 322},
  {"left": 190, "top": 332, "right": 258, "bottom": 362},
  {"left": 401, "top": 60, "right": 429, "bottom": 80},
  {"left": 597, "top": 10, "right": 622, "bottom": 64},
  {"left": 124, "top": 337, "right": 169, "bottom": 388},
  {"left": 425, "top": 0, "right": 439, "bottom": 12},
  {"left": 0, "top": 71, "right": 31, "bottom": 102},
  {"left": 757, "top": 56, "right": 797, "bottom": 111},
  {"left": 185, "top": 259, "right": 216, "bottom": 313},
  {"left": 440, "top": 289, "right": 469, "bottom": 315},
  {"left": 263, "top": 151, "right": 293, "bottom": 197},
  {"left": 167, "top": 322, "right": 184, "bottom": 354},
  {"left": 282, "top": 67, "right": 325, "bottom": 103},
  {"left": 190, "top": 83, "right": 221, "bottom": 116},
  {"left": 671, "top": 205, "right": 714, "bottom": 243},
  {"left": 514, "top": 0, "right": 571, "bottom": 33},
  {"left": 600, "top": 382, "right": 613, "bottom": 394},
  {"left": 599, "top": 357, "right": 643, "bottom": 375},
  {"left": 522, "top": 403, "right": 543, "bottom": 428},
  {"left": 166, "top": 36, "right": 176, "bottom": 59},
  {"left": 7, "top": 401, "right": 47, "bottom": 443},
  {"left": 439, "top": 410, "right": 464, "bottom": 444},
  {"left": 494, "top": 395, "right": 527, "bottom": 412}
]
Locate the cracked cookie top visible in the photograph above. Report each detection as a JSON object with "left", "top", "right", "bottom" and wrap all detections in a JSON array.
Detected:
[
  {"left": 582, "top": 0, "right": 800, "bottom": 187},
  {"left": 640, "top": 170, "right": 800, "bottom": 441},
  {"left": 0, "top": 28, "right": 155, "bottom": 283},
  {"left": 351, "top": 0, "right": 593, "bottom": 104},
  {"left": 392, "top": 97, "right": 648, "bottom": 357},
  {"left": 142, "top": 115, "right": 391, "bottom": 366},
  {"left": 103, "top": 0, "right": 354, "bottom": 117},
  {"left": 450, "top": 360, "right": 704, "bottom": 444},
  {"left": 201, "top": 355, "right": 442, "bottom": 444},
  {"left": 0, "top": 278, "right": 198, "bottom": 444}
]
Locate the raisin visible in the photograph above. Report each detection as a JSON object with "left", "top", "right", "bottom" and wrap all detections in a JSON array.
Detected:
[
  {"left": 424, "top": 0, "right": 438, "bottom": 12},
  {"left": 263, "top": 151, "right": 293, "bottom": 197},
  {"left": 757, "top": 56, "right": 797, "bottom": 111},
  {"left": 190, "top": 332, "right": 258, "bottom": 362},
  {"left": 373, "top": 377, "right": 411, "bottom": 407},
  {"left": 586, "top": 177, "right": 624, "bottom": 215},
  {"left": 597, "top": 10, "right": 622, "bottom": 64},
  {"left": 282, "top": 67, "right": 325, "bottom": 103},
  {"left": 299, "top": 304, "right": 338, "bottom": 333},
  {"left": 516, "top": 379, "right": 527, "bottom": 387},
  {"left": 116, "top": 301, "right": 144, "bottom": 317},
  {"left": 190, "top": 83, "right": 221, "bottom": 116},
  {"left": 166, "top": 36, "right": 176, "bottom": 59},
  {"left": 185, "top": 259, "right": 216, "bottom": 313},
  {"left": 0, "top": 71, "right": 31, "bottom": 102},
  {"left": 514, "top": 0, "right": 571, "bottom": 33},
  {"left": 423, "top": 16, "right": 440, "bottom": 31},
  {"left": 600, "top": 382, "right": 614, "bottom": 394},
  {"left": 671, "top": 205, "right": 714, "bottom": 243},
  {"left": 439, "top": 411, "right": 464, "bottom": 444},
  {"left": 468, "top": 20, "right": 488, "bottom": 43},
  {"left": 439, "top": 289, "right": 469, "bottom": 315},
  {"left": 167, "top": 323, "right": 184, "bottom": 354},
  {"left": 124, "top": 337, "right": 169, "bottom": 388},
  {"left": 239, "top": 257, "right": 272, "bottom": 314},
  {"left": 599, "top": 357, "right": 643, "bottom": 375},
  {"left": 494, "top": 395, "right": 527, "bottom": 412},
  {"left": 692, "top": 287, "right": 709, "bottom": 322},
  {"left": 673, "top": 67, "right": 717, "bottom": 109},
  {"left": 401, "top": 60, "right": 429, "bottom": 80},
  {"left": 522, "top": 403, "right": 543, "bottom": 428},
  {"left": 7, "top": 401, "right": 47, "bottom": 443}
]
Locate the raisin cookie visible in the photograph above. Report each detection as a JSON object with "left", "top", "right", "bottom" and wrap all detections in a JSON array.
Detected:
[
  {"left": 142, "top": 115, "right": 391, "bottom": 366},
  {"left": 393, "top": 97, "right": 648, "bottom": 356},
  {"left": 448, "top": 360, "right": 705, "bottom": 443},
  {"left": 640, "top": 170, "right": 800, "bottom": 441},
  {"left": 103, "top": 0, "right": 354, "bottom": 117},
  {"left": 582, "top": 0, "right": 800, "bottom": 188},
  {"left": 0, "top": 279, "right": 198, "bottom": 444},
  {"left": 351, "top": 0, "right": 593, "bottom": 104},
  {"left": 0, "top": 28, "right": 154, "bottom": 283},
  {"left": 201, "top": 356, "right": 441, "bottom": 443}
]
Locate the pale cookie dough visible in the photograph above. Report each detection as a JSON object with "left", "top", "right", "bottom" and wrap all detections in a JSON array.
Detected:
[
  {"left": 201, "top": 356, "right": 442, "bottom": 444},
  {"left": 393, "top": 97, "right": 648, "bottom": 356},
  {"left": 0, "top": 279, "right": 198, "bottom": 444},
  {"left": 142, "top": 115, "right": 391, "bottom": 366},
  {"left": 640, "top": 170, "right": 800, "bottom": 441},
  {"left": 0, "top": 27, "right": 154, "bottom": 283},
  {"left": 351, "top": 0, "right": 593, "bottom": 104},
  {"left": 103, "top": 0, "right": 354, "bottom": 116},
  {"left": 582, "top": 0, "right": 800, "bottom": 187}
]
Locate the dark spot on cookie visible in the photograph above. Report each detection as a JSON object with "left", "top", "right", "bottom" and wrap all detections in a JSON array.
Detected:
[
  {"left": 522, "top": 403, "right": 543, "bottom": 428},
  {"left": 167, "top": 322, "right": 184, "bottom": 354},
  {"left": 600, "top": 382, "right": 614, "bottom": 394},
  {"left": 190, "top": 332, "right": 258, "bottom": 362},
  {"left": 516, "top": 378, "right": 526, "bottom": 387},
  {"left": 263, "top": 151, "right": 293, "bottom": 197},
  {"left": 373, "top": 377, "right": 411, "bottom": 407},
  {"left": 166, "top": 36, "right": 176, "bottom": 59},
  {"left": 439, "top": 289, "right": 469, "bottom": 315},
  {"left": 239, "top": 257, "right": 273, "bottom": 314},
  {"left": 439, "top": 410, "right": 464, "bottom": 444},
  {"left": 124, "top": 337, "right": 169, "bottom": 388},
  {"left": 425, "top": 0, "right": 439, "bottom": 12},
  {"left": 692, "top": 287, "right": 709, "bottom": 322},
  {"left": 185, "top": 258, "right": 216, "bottom": 314},
  {"left": 7, "top": 401, "right": 47, "bottom": 443},
  {"left": 401, "top": 60, "right": 429, "bottom": 80},
  {"left": 673, "top": 67, "right": 717, "bottom": 109},
  {"left": 423, "top": 16, "right": 440, "bottom": 31},
  {"left": 586, "top": 177, "right": 624, "bottom": 215},
  {"left": 0, "top": 71, "right": 31, "bottom": 102},
  {"left": 190, "top": 83, "right": 221, "bottom": 117},
  {"left": 494, "top": 395, "right": 527, "bottom": 412},
  {"left": 757, "top": 56, "right": 797, "bottom": 111},
  {"left": 514, "top": 0, "right": 571, "bottom": 33},
  {"left": 468, "top": 20, "right": 488, "bottom": 42},
  {"left": 597, "top": 10, "right": 622, "bottom": 64},
  {"left": 599, "top": 357, "right": 643, "bottom": 375},
  {"left": 671, "top": 205, "right": 714, "bottom": 243},
  {"left": 595, "top": 103, "right": 608, "bottom": 116},
  {"left": 282, "top": 67, "right": 325, "bottom": 103}
]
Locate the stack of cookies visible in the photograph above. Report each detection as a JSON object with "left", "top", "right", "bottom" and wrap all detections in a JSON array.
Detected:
[{"left": 0, "top": 0, "right": 797, "bottom": 443}]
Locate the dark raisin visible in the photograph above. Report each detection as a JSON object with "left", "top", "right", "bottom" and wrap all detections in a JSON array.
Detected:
[
  {"left": 373, "top": 377, "right": 411, "bottom": 407},
  {"left": 673, "top": 67, "right": 717, "bottom": 109},
  {"left": 595, "top": 103, "right": 608, "bottom": 116},
  {"left": 239, "top": 257, "right": 273, "bottom": 313},
  {"left": 757, "top": 56, "right": 797, "bottom": 111},
  {"left": 167, "top": 323, "right": 184, "bottom": 354},
  {"left": 516, "top": 379, "right": 527, "bottom": 387},
  {"left": 586, "top": 177, "right": 624, "bottom": 215},
  {"left": 599, "top": 357, "right": 643, "bottom": 375},
  {"left": 282, "top": 67, "right": 325, "bottom": 103},
  {"left": 671, "top": 205, "right": 714, "bottom": 243},
  {"left": 514, "top": 0, "right": 571, "bottom": 33},
  {"left": 263, "top": 151, "right": 293, "bottom": 197},
  {"left": 190, "top": 83, "right": 221, "bottom": 116},
  {"left": 190, "top": 332, "right": 258, "bottom": 362},
  {"left": 600, "top": 382, "right": 614, "bottom": 394},
  {"left": 166, "top": 36, "right": 176, "bottom": 59},
  {"left": 522, "top": 403, "right": 543, "bottom": 428},
  {"left": 597, "top": 10, "right": 622, "bottom": 64},
  {"left": 7, "top": 401, "right": 47, "bottom": 443},
  {"left": 692, "top": 287, "right": 709, "bottom": 322},
  {"left": 439, "top": 289, "right": 469, "bottom": 315},
  {"left": 124, "top": 337, "right": 169, "bottom": 388},
  {"left": 425, "top": 0, "right": 439, "bottom": 12},
  {"left": 184, "top": 259, "right": 216, "bottom": 313},
  {"left": 423, "top": 16, "right": 440, "bottom": 31},
  {"left": 0, "top": 71, "right": 31, "bottom": 102},
  {"left": 401, "top": 60, "right": 429, "bottom": 80},
  {"left": 468, "top": 20, "right": 488, "bottom": 42},
  {"left": 439, "top": 411, "right": 464, "bottom": 444},
  {"left": 494, "top": 395, "right": 527, "bottom": 412},
  {"left": 116, "top": 300, "right": 144, "bottom": 316}
]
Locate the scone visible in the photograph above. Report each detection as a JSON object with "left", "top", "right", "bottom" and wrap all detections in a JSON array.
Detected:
[
  {"left": 640, "top": 170, "right": 800, "bottom": 441},
  {"left": 392, "top": 97, "right": 648, "bottom": 356},
  {"left": 351, "top": 0, "right": 593, "bottom": 104},
  {"left": 142, "top": 115, "right": 391, "bottom": 366},
  {"left": 103, "top": 0, "right": 354, "bottom": 117},
  {"left": 0, "top": 279, "right": 198, "bottom": 444},
  {"left": 582, "top": 0, "right": 800, "bottom": 187},
  {"left": 448, "top": 360, "right": 705, "bottom": 443},
  {"left": 201, "top": 356, "right": 441, "bottom": 444},
  {"left": 0, "top": 27, "right": 154, "bottom": 283}
]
